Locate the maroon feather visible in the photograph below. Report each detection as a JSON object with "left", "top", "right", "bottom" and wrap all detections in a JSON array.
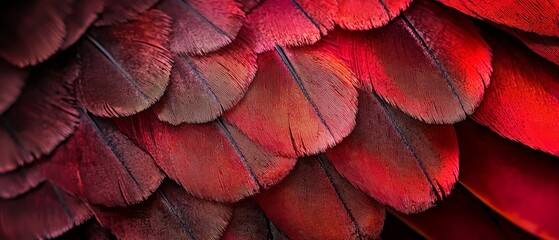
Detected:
[
  {"left": 61, "top": 0, "right": 107, "bottom": 49},
  {"left": 326, "top": 90, "right": 459, "bottom": 213},
  {"left": 0, "top": 0, "right": 72, "bottom": 67},
  {"left": 95, "top": 181, "right": 232, "bottom": 240},
  {"left": 505, "top": 27, "right": 559, "bottom": 66},
  {"left": 335, "top": 0, "right": 412, "bottom": 30},
  {"left": 330, "top": 0, "right": 492, "bottom": 123},
  {"left": 0, "top": 182, "right": 92, "bottom": 240},
  {"left": 240, "top": 0, "right": 262, "bottom": 13},
  {"left": 0, "top": 57, "right": 80, "bottom": 173},
  {"left": 77, "top": 9, "right": 173, "bottom": 118},
  {"left": 224, "top": 43, "right": 358, "bottom": 158},
  {"left": 57, "top": 220, "right": 115, "bottom": 240},
  {"left": 244, "top": 0, "right": 337, "bottom": 53},
  {"left": 222, "top": 201, "right": 288, "bottom": 240},
  {"left": 0, "top": 61, "right": 27, "bottom": 114},
  {"left": 256, "top": 156, "right": 386, "bottom": 239},
  {"left": 153, "top": 40, "right": 256, "bottom": 125},
  {"left": 456, "top": 120, "right": 559, "bottom": 239},
  {"left": 115, "top": 111, "right": 296, "bottom": 202},
  {"left": 40, "top": 109, "right": 164, "bottom": 207},
  {"left": 472, "top": 32, "right": 559, "bottom": 156},
  {"left": 94, "top": 0, "right": 159, "bottom": 26},
  {"left": 157, "top": 0, "right": 245, "bottom": 55},
  {"left": 0, "top": 163, "right": 43, "bottom": 199}
]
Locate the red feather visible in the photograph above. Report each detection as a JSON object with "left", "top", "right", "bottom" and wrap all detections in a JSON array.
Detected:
[
  {"left": 157, "top": 0, "right": 245, "bottom": 55},
  {"left": 330, "top": 0, "right": 492, "bottom": 123},
  {"left": 115, "top": 111, "right": 295, "bottom": 202},
  {"left": 505, "top": 27, "right": 559, "bottom": 66},
  {"left": 225, "top": 43, "right": 358, "bottom": 158},
  {"left": 0, "top": 57, "right": 80, "bottom": 173},
  {"left": 0, "top": 182, "right": 92, "bottom": 240},
  {"left": 438, "top": 0, "right": 559, "bottom": 37},
  {"left": 244, "top": 0, "right": 337, "bottom": 53},
  {"left": 94, "top": 0, "right": 159, "bottom": 26},
  {"left": 57, "top": 220, "right": 115, "bottom": 240},
  {"left": 61, "top": 0, "right": 107, "bottom": 49},
  {"left": 0, "top": 61, "right": 27, "bottom": 114},
  {"left": 456, "top": 120, "right": 559, "bottom": 239},
  {"left": 0, "top": 0, "right": 72, "bottom": 67},
  {"left": 153, "top": 40, "right": 256, "bottom": 125},
  {"left": 77, "top": 10, "right": 173, "bottom": 118},
  {"left": 0, "top": 163, "right": 43, "bottom": 199},
  {"left": 222, "top": 201, "right": 288, "bottom": 240},
  {"left": 256, "top": 156, "right": 385, "bottom": 239},
  {"left": 240, "top": 0, "right": 262, "bottom": 13},
  {"left": 40, "top": 109, "right": 164, "bottom": 207},
  {"left": 472, "top": 32, "right": 559, "bottom": 156},
  {"left": 335, "top": 0, "right": 412, "bottom": 30},
  {"left": 94, "top": 181, "right": 232, "bottom": 240},
  {"left": 326, "top": 90, "right": 459, "bottom": 213}
]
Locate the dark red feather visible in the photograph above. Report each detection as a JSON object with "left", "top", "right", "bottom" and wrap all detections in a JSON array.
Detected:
[
  {"left": 0, "top": 163, "right": 43, "bottom": 199},
  {"left": 61, "top": 0, "right": 107, "bottom": 49},
  {"left": 256, "top": 156, "right": 385, "bottom": 239},
  {"left": 153, "top": 40, "right": 256, "bottom": 125},
  {"left": 0, "top": 61, "right": 27, "bottom": 114},
  {"left": 224, "top": 43, "right": 358, "bottom": 158},
  {"left": 335, "top": 0, "right": 412, "bottom": 30},
  {"left": 94, "top": 0, "right": 159, "bottom": 26},
  {"left": 77, "top": 9, "right": 173, "bottom": 117},
  {"left": 505, "top": 27, "right": 559, "bottom": 66},
  {"left": 157, "top": 0, "right": 245, "bottom": 55},
  {"left": 221, "top": 201, "right": 288, "bottom": 240},
  {"left": 326, "top": 91, "right": 459, "bottom": 213}
]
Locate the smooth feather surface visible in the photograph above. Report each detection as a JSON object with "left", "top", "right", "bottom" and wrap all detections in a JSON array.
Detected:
[
  {"left": 225, "top": 43, "right": 358, "bottom": 158},
  {"left": 77, "top": 9, "right": 173, "bottom": 117},
  {"left": 326, "top": 91, "right": 459, "bottom": 213}
]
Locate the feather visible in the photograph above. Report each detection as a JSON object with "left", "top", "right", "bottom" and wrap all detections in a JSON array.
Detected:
[
  {"left": 0, "top": 61, "right": 27, "bottom": 114},
  {"left": 224, "top": 43, "right": 358, "bottom": 158},
  {"left": 335, "top": 0, "right": 412, "bottom": 30},
  {"left": 380, "top": 213, "right": 425, "bottom": 239},
  {"left": 393, "top": 185, "right": 537, "bottom": 240},
  {"left": 61, "top": 0, "right": 107, "bottom": 49},
  {"left": 240, "top": 0, "right": 261, "bottom": 13},
  {"left": 221, "top": 200, "right": 288, "bottom": 240},
  {"left": 0, "top": 182, "right": 92, "bottom": 240},
  {"left": 244, "top": 0, "right": 337, "bottom": 53},
  {"left": 57, "top": 220, "right": 115, "bottom": 240},
  {"left": 94, "top": 181, "right": 232, "bottom": 240},
  {"left": 456, "top": 120, "right": 559, "bottom": 239},
  {"left": 330, "top": 0, "right": 492, "bottom": 124},
  {"left": 156, "top": 0, "right": 245, "bottom": 55},
  {"left": 437, "top": 0, "right": 559, "bottom": 37},
  {"left": 0, "top": 57, "right": 80, "bottom": 173},
  {"left": 504, "top": 27, "right": 559, "bottom": 66},
  {"left": 77, "top": 10, "right": 173, "bottom": 118},
  {"left": 0, "top": 0, "right": 72, "bottom": 67},
  {"left": 472, "top": 31, "right": 559, "bottom": 156},
  {"left": 40, "top": 108, "right": 165, "bottom": 207},
  {"left": 114, "top": 111, "right": 295, "bottom": 202},
  {"left": 94, "top": 0, "right": 159, "bottom": 26},
  {"left": 256, "top": 156, "right": 385, "bottom": 239},
  {"left": 153, "top": 40, "right": 256, "bottom": 125},
  {"left": 326, "top": 90, "right": 459, "bottom": 213},
  {"left": 0, "top": 163, "right": 43, "bottom": 199}
]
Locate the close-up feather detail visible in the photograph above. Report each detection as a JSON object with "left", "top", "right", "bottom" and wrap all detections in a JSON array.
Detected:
[{"left": 1, "top": 0, "right": 558, "bottom": 239}]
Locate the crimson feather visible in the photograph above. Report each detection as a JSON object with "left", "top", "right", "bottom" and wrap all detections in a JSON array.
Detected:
[
  {"left": 115, "top": 111, "right": 295, "bottom": 202},
  {"left": 94, "top": 181, "right": 232, "bottom": 240},
  {"left": 153, "top": 40, "right": 256, "bottom": 125},
  {"left": 0, "top": 57, "right": 80, "bottom": 173},
  {"left": 326, "top": 90, "right": 459, "bottom": 213},
  {"left": 77, "top": 10, "right": 173, "bottom": 118},
  {"left": 335, "top": 0, "right": 412, "bottom": 30},
  {"left": 256, "top": 156, "right": 385, "bottom": 240},
  {"left": 225, "top": 43, "right": 358, "bottom": 158},
  {"left": 456, "top": 120, "right": 559, "bottom": 239},
  {"left": 94, "top": 0, "right": 159, "bottom": 26},
  {"left": 0, "top": 61, "right": 27, "bottom": 114},
  {"left": 156, "top": 0, "right": 245, "bottom": 55}
]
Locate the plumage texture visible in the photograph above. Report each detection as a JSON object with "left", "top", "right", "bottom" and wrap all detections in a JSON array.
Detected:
[
  {"left": 157, "top": 0, "right": 245, "bottom": 55},
  {"left": 256, "top": 156, "right": 386, "bottom": 240},
  {"left": 95, "top": 0, "right": 159, "bottom": 26},
  {"left": 0, "top": 182, "right": 92, "bottom": 240},
  {"left": 505, "top": 27, "right": 559, "bottom": 66},
  {"left": 221, "top": 201, "right": 288, "bottom": 240},
  {"left": 95, "top": 181, "right": 232, "bottom": 240},
  {"left": 115, "top": 111, "right": 295, "bottom": 202},
  {"left": 77, "top": 10, "right": 173, "bottom": 117},
  {"left": 335, "top": 0, "right": 412, "bottom": 30},
  {"left": 244, "top": 0, "right": 337, "bottom": 53},
  {"left": 0, "top": 0, "right": 72, "bottom": 67},
  {"left": 154, "top": 40, "right": 257, "bottom": 124},
  {"left": 0, "top": 57, "right": 80, "bottom": 173},
  {"left": 0, "top": 163, "right": 43, "bottom": 199},
  {"left": 225, "top": 44, "right": 358, "bottom": 157},
  {"left": 331, "top": 0, "right": 492, "bottom": 123},
  {"left": 62, "top": 0, "right": 107, "bottom": 49},
  {"left": 0, "top": 61, "right": 27, "bottom": 114},
  {"left": 456, "top": 121, "right": 559, "bottom": 239},
  {"left": 472, "top": 32, "right": 559, "bottom": 156},
  {"left": 326, "top": 91, "right": 459, "bottom": 213},
  {"left": 40, "top": 109, "right": 165, "bottom": 207},
  {"left": 438, "top": 0, "right": 559, "bottom": 37}
]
